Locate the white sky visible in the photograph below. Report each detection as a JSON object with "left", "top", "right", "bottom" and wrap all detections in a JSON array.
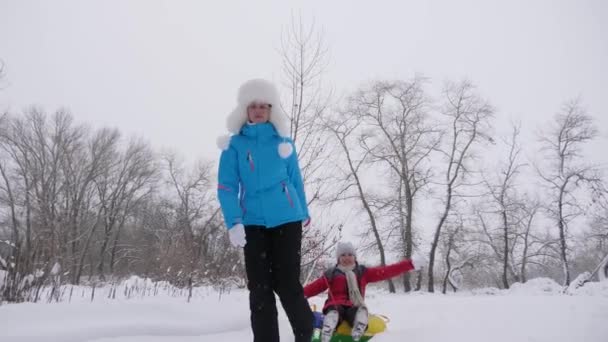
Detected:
[{"left": 1, "top": 0, "right": 606, "bottom": 162}]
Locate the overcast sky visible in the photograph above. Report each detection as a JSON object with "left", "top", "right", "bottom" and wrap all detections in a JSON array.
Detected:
[
  {"left": 1, "top": 0, "right": 606, "bottom": 164},
  {"left": 1, "top": 0, "right": 607, "bottom": 258}
]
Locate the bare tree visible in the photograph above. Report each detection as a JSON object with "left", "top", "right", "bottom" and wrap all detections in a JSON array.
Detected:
[
  {"left": 427, "top": 80, "right": 494, "bottom": 292},
  {"left": 478, "top": 124, "right": 526, "bottom": 288},
  {"left": 0, "top": 107, "right": 247, "bottom": 301},
  {"left": 353, "top": 78, "right": 440, "bottom": 292},
  {"left": 16, "top": 110, "right": 79, "bottom": 287},
  {"left": 588, "top": 198, "right": 608, "bottom": 249},
  {"left": 0, "top": 113, "right": 36, "bottom": 300},
  {"left": 95, "top": 138, "right": 156, "bottom": 280},
  {"left": 71, "top": 128, "right": 121, "bottom": 283},
  {"left": 279, "top": 15, "right": 332, "bottom": 203},
  {"left": 573, "top": 194, "right": 608, "bottom": 281},
  {"left": 162, "top": 154, "right": 228, "bottom": 296},
  {"left": 538, "top": 99, "right": 603, "bottom": 285},
  {"left": 439, "top": 214, "right": 473, "bottom": 294},
  {"left": 61, "top": 127, "right": 121, "bottom": 283},
  {"left": 0, "top": 134, "right": 22, "bottom": 300},
  {"left": 279, "top": 15, "right": 338, "bottom": 272},
  {"left": 473, "top": 189, "right": 551, "bottom": 286},
  {"left": 29, "top": 110, "right": 69, "bottom": 277},
  {"left": 323, "top": 107, "right": 395, "bottom": 292},
  {"left": 0, "top": 110, "right": 90, "bottom": 294},
  {"left": 516, "top": 198, "right": 544, "bottom": 283}
]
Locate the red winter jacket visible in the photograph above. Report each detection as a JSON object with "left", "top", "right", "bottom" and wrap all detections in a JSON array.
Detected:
[{"left": 303, "top": 259, "right": 415, "bottom": 311}]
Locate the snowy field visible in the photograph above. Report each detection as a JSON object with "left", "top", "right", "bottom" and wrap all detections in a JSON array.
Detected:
[{"left": 1, "top": 277, "right": 608, "bottom": 342}]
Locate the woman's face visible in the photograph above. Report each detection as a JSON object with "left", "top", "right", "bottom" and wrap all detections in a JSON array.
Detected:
[
  {"left": 247, "top": 102, "right": 271, "bottom": 124},
  {"left": 338, "top": 253, "right": 356, "bottom": 267}
]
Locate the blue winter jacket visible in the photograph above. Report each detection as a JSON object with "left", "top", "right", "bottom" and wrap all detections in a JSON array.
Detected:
[{"left": 217, "top": 122, "right": 309, "bottom": 229}]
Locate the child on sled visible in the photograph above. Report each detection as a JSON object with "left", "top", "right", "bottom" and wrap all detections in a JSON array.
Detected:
[{"left": 303, "top": 242, "right": 424, "bottom": 342}]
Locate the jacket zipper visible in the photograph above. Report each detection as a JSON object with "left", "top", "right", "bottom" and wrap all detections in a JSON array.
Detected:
[
  {"left": 256, "top": 133, "right": 266, "bottom": 224},
  {"left": 282, "top": 182, "right": 294, "bottom": 208},
  {"left": 247, "top": 150, "right": 254, "bottom": 171}
]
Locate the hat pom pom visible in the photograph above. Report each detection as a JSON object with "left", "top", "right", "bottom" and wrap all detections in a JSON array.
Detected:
[{"left": 278, "top": 142, "right": 293, "bottom": 158}]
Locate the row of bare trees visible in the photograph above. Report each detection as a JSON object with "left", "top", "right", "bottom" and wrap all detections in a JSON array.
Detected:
[
  {"left": 322, "top": 77, "right": 607, "bottom": 293},
  {"left": 277, "top": 18, "right": 606, "bottom": 293},
  {"left": 1, "top": 18, "right": 605, "bottom": 301},
  {"left": 0, "top": 109, "right": 243, "bottom": 302}
]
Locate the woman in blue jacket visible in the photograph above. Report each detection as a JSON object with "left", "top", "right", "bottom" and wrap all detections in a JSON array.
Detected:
[{"left": 217, "top": 79, "right": 313, "bottom": 342}]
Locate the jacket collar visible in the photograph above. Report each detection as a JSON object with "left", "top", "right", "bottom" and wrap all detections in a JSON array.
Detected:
[{"left": 240, "top": 122, "right": 279, "bottom": 138}]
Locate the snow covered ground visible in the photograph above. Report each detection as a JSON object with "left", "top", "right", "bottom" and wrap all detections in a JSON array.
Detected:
[{"left": 1, "top": 277, "right": 607, "bottom": 342}]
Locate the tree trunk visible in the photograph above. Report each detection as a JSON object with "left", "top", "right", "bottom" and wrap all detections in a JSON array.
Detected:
[
  {"left": 442, "top": 244, "right": 452, "bottom": 294},
  {"left": 340, "top": 136, "right": 395, "bottom": 293},
  {"left": 402, "top": 170, "right": 414, "bottom": 292},
  {"left": 558, "top": 181, "right": 570, "bottom": 285},
  {"left": 97, "top": 230, "right": 111, "bottom": 281},
  {"left": 501, "top": 209, "right": 510, "bottom": 289},
  {"left": 428, "top": 184, "right": 453, "bottom": 292}
]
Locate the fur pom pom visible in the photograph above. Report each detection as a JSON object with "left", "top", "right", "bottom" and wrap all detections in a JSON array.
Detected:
[
  {"left": 278, "top": 142, "right": 293, "bottom": 158},
  {"left": 217, "top": 135, "right": 231, "bottom": 151}
]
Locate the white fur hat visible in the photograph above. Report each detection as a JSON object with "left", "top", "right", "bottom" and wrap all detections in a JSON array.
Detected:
[
  {"left": 226, "top": 79, "right": 290, "bottom": 138},
  {"left": 336, "top": 242, "right": 357, "bottom": 260}
]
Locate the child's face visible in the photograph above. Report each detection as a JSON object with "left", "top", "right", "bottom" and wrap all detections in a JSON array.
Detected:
[{"left": 338, "top": 253, "right": 356, "bottom": 267}]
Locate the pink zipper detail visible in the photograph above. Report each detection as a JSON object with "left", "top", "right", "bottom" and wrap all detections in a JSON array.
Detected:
[{"left": 282, "top": 182, "right": 294, "bottom": 208}]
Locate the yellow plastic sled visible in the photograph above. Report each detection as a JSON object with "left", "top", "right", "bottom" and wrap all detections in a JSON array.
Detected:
[
  {"left": 335, "top": 314, "right": 389, "bottom": 336},
  {"left": 311, "top": 305, "right": 389, "bottom": 342}
]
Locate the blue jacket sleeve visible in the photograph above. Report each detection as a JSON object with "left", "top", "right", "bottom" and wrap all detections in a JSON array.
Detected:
[
  {"left": 217, "top": 142, "right": 242, "bottom": 229},
  {"left": 287, "top": 140, "right": 310, "bottom": 220}
]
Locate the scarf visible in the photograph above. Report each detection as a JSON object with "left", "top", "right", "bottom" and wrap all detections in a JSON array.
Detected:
[{"left": 337, "top": 264, "right": 366, "bottom": 308}]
